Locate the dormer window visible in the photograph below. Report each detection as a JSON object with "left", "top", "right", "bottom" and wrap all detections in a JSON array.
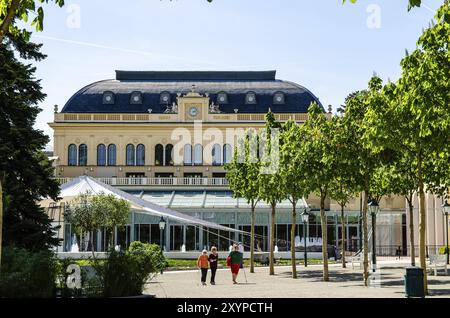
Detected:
[
  {"left": 273, "top": 92, "right": 285, "bottom": 104},
  {"left": 103, "top": 91, "right": 115, "bottom": 104},
  {"left": 130, "top": 91, "right": 142, "bottom": 104},
  {"left": 245, "top": 92, "right": 257, "bottom": 104},
  {"left": 217, "top": 92, "right": 228, "bottom": 104},
  {"left": 160, "top": 92, "right": 171, "bottom": 104}
]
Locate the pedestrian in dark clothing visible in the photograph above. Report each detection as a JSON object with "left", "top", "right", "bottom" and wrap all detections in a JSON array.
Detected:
[{"left": 209, "top": 246, "right": 218, "bottom": 285}]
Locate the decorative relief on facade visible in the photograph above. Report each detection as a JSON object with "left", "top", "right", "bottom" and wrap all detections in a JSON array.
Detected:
[
  {"left": 209, "top": 102, "right": 222, "bottom": 114},
  {"left": 164, "top": 102, "right": 178, "bottom": 114}
]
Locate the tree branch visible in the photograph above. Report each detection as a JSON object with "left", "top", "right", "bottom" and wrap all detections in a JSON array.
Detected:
[{"left": 0, "top": 0, "right": 21, "bottom": 43}]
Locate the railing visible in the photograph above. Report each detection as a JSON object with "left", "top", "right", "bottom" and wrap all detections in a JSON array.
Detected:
[
  {"left": 56, "top": 177, "right": 229, "bottom": 187},
  {"left": 54, "top": 112, "right": 318, "bottom": 123}
]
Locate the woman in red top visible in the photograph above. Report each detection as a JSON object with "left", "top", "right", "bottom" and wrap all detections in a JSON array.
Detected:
[{"left": 197, "top": 249, "right": 209, "bottom": 286}]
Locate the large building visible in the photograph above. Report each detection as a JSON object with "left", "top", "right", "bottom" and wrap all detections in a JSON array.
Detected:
[{"left": 48, "top": 70, "right": 447, "bottom": 256}]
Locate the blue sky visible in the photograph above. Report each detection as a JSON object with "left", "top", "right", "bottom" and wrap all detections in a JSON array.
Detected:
[{"left": 28, "top": 0, "right": 441, "bottom": 150}]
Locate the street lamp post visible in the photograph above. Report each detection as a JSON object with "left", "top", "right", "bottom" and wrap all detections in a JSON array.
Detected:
[
  {"left": 300, "top": 208, "right": 310, "bottom": 267},
  {"left": 442, "top": 200, "right": 450, "bottom": 265},
  {"left": 159, "top": 216, "right": 166, "bottom": 274},
  {"left": 368, "top": 199, "right": 379, "bottom": 273}
]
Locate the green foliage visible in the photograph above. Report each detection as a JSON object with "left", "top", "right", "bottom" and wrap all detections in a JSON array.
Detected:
[
  {"left": 0, "top": 0, "right": 65, "bottom": 43},
  {"left": 0, "top": 246, "right": 57, "bottom": 297},
  {"left": 96, "top": 242, "right": 165, "bottom": 297},
  {"left": 439, "top": 246, "right": 450, "bottom": 255},
  {"left": 0, "top": 33, "right": 60, "bottom": 250},
  {"left": 65, "top": 192, "right": 131, "bottom": 250}
]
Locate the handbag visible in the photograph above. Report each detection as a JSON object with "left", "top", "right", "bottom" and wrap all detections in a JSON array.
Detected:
[{"left": 226, "top": 256, "right": 231, "bottom": 266}]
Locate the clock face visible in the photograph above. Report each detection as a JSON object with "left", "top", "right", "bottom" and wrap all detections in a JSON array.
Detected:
[{"left": 189, "top": 107, "right": 198, "bottom": 117}]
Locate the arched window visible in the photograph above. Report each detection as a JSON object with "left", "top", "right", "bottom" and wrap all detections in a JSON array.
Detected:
[
  {"left": 68, "top": 144, "right": 77, "bottom": 166},
  {"left": 97, "top": 144, "right": 106, "bottom": 166},
  {"left": 126, "top": 144, "right": 135, "bottom": 166},
  {"left": 165, "top": 144, "right": 174, "bottom": 166},
  {"left": 155, "top": 144, "right": 164, "bottom": 166},
  {"left": 193, "top": 144, "right": 203, "bottom": 166},
  {"left": 78, "top": 144, "right": 88, "bottom": 166},
  {"left": 107, "top": 144, "right": 116, "bottom": 166},
  {"left": 136, "top": 144, "right": 145, "bottom": 166},
  {"left": 223, "top": 144, "right": 232, "bottom": 164},
  {"left": 212, "top": 144, "right": 222, "bottom": 166},
  {"left": 183, "top": 144, "right": 192, "bottom": 165}
]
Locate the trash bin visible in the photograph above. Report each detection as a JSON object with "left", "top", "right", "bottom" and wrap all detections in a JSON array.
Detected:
[{"left": 404, "top": 267, "right": 425, "bottom": 298}]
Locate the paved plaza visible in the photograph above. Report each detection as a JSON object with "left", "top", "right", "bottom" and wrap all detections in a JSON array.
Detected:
[{"left": 146, "top": 260, "right": 450, "bottom": 298}]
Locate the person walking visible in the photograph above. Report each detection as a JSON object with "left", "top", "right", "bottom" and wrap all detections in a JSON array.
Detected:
[
  {"left": 228, "top": 244, "right": 243, "bottom": 284},
  {"left": 208, "top": 246, "right": 219, "bottom": 285},
  {"left": 197, "top": 249, "right": 209, "bottom": 286}
]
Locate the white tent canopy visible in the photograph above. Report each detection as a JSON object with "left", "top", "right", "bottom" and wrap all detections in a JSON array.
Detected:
[{"left": 45, "top": 175, "right": 243, "bottom": 233}]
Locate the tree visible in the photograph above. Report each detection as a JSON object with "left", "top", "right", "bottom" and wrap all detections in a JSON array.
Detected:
[
  {"left": 0, "top": 34, "right": 61, "bottom": 270},
  {"left": 65, "top": 192, "right": 131, "bottom": 256},
  {"left": 280, "top": 120, "right": 307, "bottom": 278},
  {"left": 0, "top": 0, "right": 65, "bottom": 44},
  {"left": 258, "top": 111, "right": 286, "bottom": 276},
  {"left": 92, "top": 194, "right": 130, "bottom": 249},
  {"left": 225, "top": 131, "right": 261, "bottom": 274},
  {"left": 328, "top": 115, "right": 358, "bottom": 268},
  {"left": 341, "top": 83, "right": 385, "bottom": 286},
  {"left": 363, "top": 2, "right": 450, "bottom": 293},
  {"left": 298, "top": 102, "right": 335, "bottom": 281}
]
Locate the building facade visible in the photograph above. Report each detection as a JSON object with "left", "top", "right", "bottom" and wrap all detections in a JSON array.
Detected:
[{"left": 49, "top": 70, "right": 447, "bottom": 256}]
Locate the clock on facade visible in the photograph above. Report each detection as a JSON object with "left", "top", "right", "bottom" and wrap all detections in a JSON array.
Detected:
[{"left": 189, "top": 107, "right": 198, "bottom": 117}]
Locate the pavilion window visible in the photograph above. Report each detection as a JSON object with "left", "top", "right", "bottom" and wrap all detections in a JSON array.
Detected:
[
  {"left": 97, "top": 144, "right": 106, "bottom": 166},
  {"left": 212, "top": 144, "right": 222, "bottom": 166},
  {"left": 68, "top": 144, "right": 77, "bottom": 166},
  {"left": 136, "top": 144, "right": 145, "bottom": 166},
  {"left": 155, "top": 144, "right": 164, "bottom": 166},
  {"left": 78, "top": 144, "right": 88, "bottom": 166},
  {"left": 126, "top": 144, "right": 135, "bottom": 166},
  {"left": 165, "top": 144, "right": 174, "bottom": 166},
  {"left": 183, "top": 144, "right": 192, "bottom": 165},
  {"left": 193, "top": 144, "right": 203, "bottom": 165},
  {"left": 107, "top": 144, "right": 116, "bottom": 166}
]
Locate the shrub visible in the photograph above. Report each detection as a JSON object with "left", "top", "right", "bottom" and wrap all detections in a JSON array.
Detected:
[
  {"left": 0, "top": 247, "right": 57, "bottom": 298},
  {"left": 96, "top": 242, "right": 165, "bottom": 297}
]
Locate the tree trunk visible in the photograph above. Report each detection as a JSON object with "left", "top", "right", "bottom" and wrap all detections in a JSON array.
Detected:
[
  {"left": 418, "top": 155, "right": 428, "bottom": 294},
  {"left": 341, "top": 204, "right": 346, "bottom": 268},
  {"left": 363, "top": 188, "right": 369, "bottom": 286},
  {"left": 320, "top": 191, "right": 329, "bottom": 281},
  {"left": 269, "top": 202, "right": 276, "bottom": 275},
  {"left": 291, "top": 200, "right": 297, "bottom": 278},
  {"left": 91, "top": 231, "right": 96, "bottom": 259},
  {"left": 407, "top": 196, "right": 415, "bottom": 266},
  {"left": 250, "top": 200, "right": 255, "bottom": 273},
  {"left": 0, "top": 178, "right": 3, "bottom": 271},
  {"left": 0, "top": 0, "right": 21, "bottom": 43}
]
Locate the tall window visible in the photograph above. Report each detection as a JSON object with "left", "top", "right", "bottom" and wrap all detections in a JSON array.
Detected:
[
  {"left": 126, "top": 144, "right": 135, "bottom": 166},
  {"left": 193, "top": 144, "right": 203, "bottom": 165},
  {"left": 107, "top": 144, "right": 116, "bottom": 166},
  {"left": 136, "top": 144, "right": 145, "bottom": 166},
  {"left": 165, "top": 144, "right": 174, "bottom": 166},
  {"left": 78, "top": 144, "right": 88, "bottom": 166},
  {"left": 68, "top": 144, "right": 77, "bottom": 166},
  {"left": 212, "top": 144, "right": 222, "bottom": 166},
  {"left": 223, "top": 144, "right": 232, "bottom": 164},
  {"left": 97, "top": 144, "right": 106, "bottom": 166},
  {"left": 184, "top": 144, "right": 192, "bottom": 165},
  {"left": 155, "top": 144, "right": 164, "bottom": 166}
]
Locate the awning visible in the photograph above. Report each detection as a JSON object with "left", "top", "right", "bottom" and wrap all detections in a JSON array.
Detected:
[{"left": 41, "top": 176, "right": 243, "bottom": 233}]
